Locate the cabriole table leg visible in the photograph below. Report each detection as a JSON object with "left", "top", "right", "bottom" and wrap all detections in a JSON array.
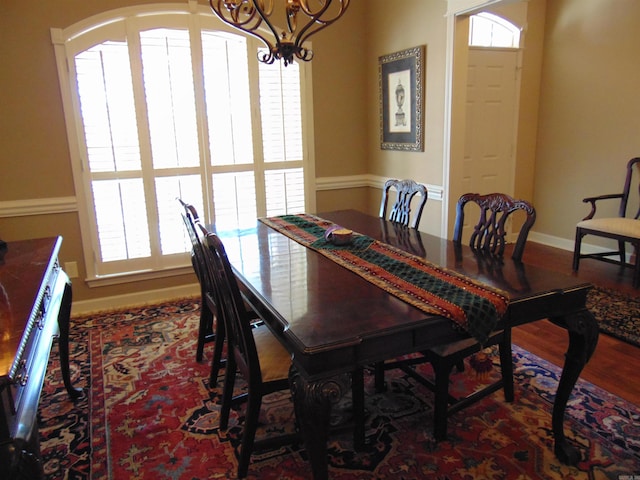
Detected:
[{"left": 550, "top": 308, "right": 599, "bottom": 464}]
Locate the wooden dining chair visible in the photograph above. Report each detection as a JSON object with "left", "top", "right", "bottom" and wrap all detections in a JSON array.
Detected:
[
  {"left": 424, "top": 192, "right": 536, "bottom": 440},
  {"left": 356, "top": 178, "right": 430, "bottom": 444},
  {"left": 180, "top": 199, "right": 263, "bottom": 388},
  {"left": 201, "top": 228, "right": 298, "bottom": 478},
  {"left": 379, "top": 178, "right": 428, "bottom": 229},
  {"left": 573, "top": 157, "right": 640, "bottom": 287},
  {"left": 375, "top": 192, "right": 536, "bottom": 441},
  {"left": 371, "top": 179, "right": 428, "bottom": 392},
  {"left": 178, "top": 198, "right": 217, "bottom": 364},
  {"left": 429, "top": 193, "right": 535, "bottom": 439}
]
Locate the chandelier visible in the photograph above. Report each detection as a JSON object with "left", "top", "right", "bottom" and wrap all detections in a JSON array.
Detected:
[{"left": 209, "top": 0, "right": 350, "bottom": 66}]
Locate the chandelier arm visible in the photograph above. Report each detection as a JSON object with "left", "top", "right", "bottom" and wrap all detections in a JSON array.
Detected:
[
  {"left": 209, "top": 0, "right": 278, "bottom": 60},
  {"left": 210, "top": 0, "right": 261, "bottom": 31},
  {"left": 297, "top": 0, "right": 350, "bottom": 23},
  {"left": 250, "top": 0, "right": 284, "bottom": 49},
  {"left": 209, "top": 0, "right": 349, "bottom": 65},
  {"left": 294, "top": 48, "right": 313, "bottom": 62},
  {"left": 297, "top": 0, "right": 332, "bottom": 17},
  {"left": 294, "top": 0, "right": 349, "bottom": 49},
  {"left": 287, "top": 0, "right": 330, "bottom": 41}
]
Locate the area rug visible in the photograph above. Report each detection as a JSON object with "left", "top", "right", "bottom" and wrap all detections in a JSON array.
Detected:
[
  {"left": 39, "top": 300, "right": 640, "bottom": 479},
  {"left": 587, "top": 285, "right": 640, "bottom": 347}
]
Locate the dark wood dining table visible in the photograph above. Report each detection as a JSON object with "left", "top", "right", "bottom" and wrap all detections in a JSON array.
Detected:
[{"left": 215, "top": 209, "right": 599, "bottom": 480}]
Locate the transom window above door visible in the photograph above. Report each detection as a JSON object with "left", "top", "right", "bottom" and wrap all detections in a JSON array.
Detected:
[{"left": 469, "top": 12, "right": 521, "bottom": 48}]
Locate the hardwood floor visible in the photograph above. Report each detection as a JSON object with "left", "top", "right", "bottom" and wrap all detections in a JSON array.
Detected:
[{"left": 514, "top": 241, "right": 640, "bottom": 405}]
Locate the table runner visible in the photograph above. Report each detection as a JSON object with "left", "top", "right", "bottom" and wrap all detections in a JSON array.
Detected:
[{"left": 259, "top": 213, "right": 509, "bottom": 344}]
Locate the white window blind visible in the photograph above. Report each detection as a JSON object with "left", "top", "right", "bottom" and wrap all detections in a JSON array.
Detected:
[
  {"left": 259, "top": 50, "right": 305, "bottom": 216},
  {"left": 202, "top": 31, "right": 253, "bottom": 167},
  {"left": 259, "top": 53, "right": 303, "bottom": 163},
  {"left": 141, "top": 28, "right": 201, "bottom": 170},
  {"left": 54, "top": 6, "right": 312, "bottom": 281}
]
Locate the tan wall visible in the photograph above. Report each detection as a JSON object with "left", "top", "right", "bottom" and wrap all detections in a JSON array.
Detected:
[
  {"left": 513, "top": 1, "right": 546, "bottom": 206},
  {"left": 365, "top": 0, "right": 449, "bottom": 236},
  {"left": 311, "top": 1, "right": 368, "bottom": 181},
  {"left": 533, "top": 0, "right": 640, "bottom": 242}
]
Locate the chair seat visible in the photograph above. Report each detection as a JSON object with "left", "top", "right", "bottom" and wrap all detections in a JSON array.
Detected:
[
  {"left": 428, "top": 330, "right": 502, "bottom": 358},
  {"left": 253, "top": 325, "right": 291, "bottom": 383},
  {"left": 577, "top": 217, "right": 640, "bottom": 238}
]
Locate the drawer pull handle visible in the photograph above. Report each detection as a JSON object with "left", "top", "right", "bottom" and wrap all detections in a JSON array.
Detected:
[{"left": 16, "top": 372, "right": 29, "bottom": 386}]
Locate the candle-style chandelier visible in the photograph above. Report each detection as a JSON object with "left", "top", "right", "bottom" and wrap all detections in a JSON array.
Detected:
[{"left": 209, "top": 0, "right": 350, "bottom": 66}]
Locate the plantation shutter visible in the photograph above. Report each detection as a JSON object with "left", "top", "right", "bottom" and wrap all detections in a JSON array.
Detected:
[
  {"left": 75, "top": 42, "right": 152, "bottom": 268},
  {"left": 58, "top": 8, "right": 311, "bottom": 280},
  {"left": 259, "top": 52, "right": 305, "bottom": 217}
]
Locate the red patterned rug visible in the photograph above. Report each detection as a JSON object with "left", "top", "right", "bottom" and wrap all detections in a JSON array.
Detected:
[{"left": 39, "top": 299, "right": 640, "bottom": 479}]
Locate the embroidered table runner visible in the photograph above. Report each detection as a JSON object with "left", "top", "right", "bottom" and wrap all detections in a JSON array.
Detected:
[{"left": 259, "top": 213, "right": 509, "bottom": 344}]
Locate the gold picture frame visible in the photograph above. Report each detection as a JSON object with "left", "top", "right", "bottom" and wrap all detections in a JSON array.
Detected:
[{"left": 379, "top": 46, "right": 425, "bottom": 152}]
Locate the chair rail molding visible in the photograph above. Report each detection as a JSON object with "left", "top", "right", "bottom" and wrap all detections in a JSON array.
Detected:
[
  {"left": 0, "top": 197, "right": 78, "bottom": 218},
  {"left": 316, "top": 174, "right": 444, "bottom": 202}
]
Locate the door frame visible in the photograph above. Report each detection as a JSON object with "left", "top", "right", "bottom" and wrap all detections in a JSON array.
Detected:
[{"left": 442, "top": 0, "right": 517, "bottom": 237}]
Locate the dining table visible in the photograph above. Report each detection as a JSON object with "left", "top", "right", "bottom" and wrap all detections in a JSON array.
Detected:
[{"left": 215, "top": 209, "right": 599, "bottom": 480}]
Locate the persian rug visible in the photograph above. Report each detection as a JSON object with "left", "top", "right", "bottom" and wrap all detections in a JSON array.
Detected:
[
  {"left": 587, "top": 285, "right": 640, "bottom": 348},
  {"left": 259, "top": 214, "right": 508, "bottom": 344},
  {"left": 39, "top": 300, "right": 640, "bottom": 479}
]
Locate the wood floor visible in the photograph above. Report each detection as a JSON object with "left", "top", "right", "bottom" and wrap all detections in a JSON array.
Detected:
[{"left": 514, "top": 241, "right": 640, "bottom": 405}]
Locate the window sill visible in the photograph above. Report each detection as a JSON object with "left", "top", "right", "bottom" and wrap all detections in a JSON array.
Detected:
[{"left": 86, "top": 265, "right": 194, "bottom": 288}]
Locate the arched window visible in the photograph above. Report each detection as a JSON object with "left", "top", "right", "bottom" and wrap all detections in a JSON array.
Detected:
[
  {"left": 469, "top": 12, "right": 521, "bottom": 48},
  {"left": 52, "top": 1, "right": 313, "bottom": 283}
]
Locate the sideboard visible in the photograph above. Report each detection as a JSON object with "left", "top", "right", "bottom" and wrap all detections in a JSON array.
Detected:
[{"left": 0, "top": 237, "right": 81, "bottom": 479}]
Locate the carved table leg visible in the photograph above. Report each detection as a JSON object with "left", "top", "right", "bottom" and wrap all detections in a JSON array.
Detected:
[
  {"left": 549, "top": 308, "right": 599, "bottom": 465},
  {"left": 290, "top": 366, "right": 349, "bottom": 480},
  {"left": 58, "top": 278, "right": 83, "bottom": 400}
]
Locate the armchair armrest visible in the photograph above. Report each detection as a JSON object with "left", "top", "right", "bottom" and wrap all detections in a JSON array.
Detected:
[{"left": 581, "top": 193, "right": 624, "bottom": 220}]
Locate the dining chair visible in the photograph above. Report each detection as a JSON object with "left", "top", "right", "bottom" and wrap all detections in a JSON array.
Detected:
[
  {"left": 201, "top": 228, "right": 298, "bottom": 479},
  {"left": 426, "top": 192, "right": 536, "bottom": 439},
  {"left": 379, "top": 178, "right": 428, "bottom": 229},
  {"left": 375, "top": 192, "right": 536, "bottom": 441},
  {"left": 178, "top": 199, "right": 217, "bottom": 364},
  {"left": 573, "top": 157, "right": 640, "bottom": 287},
  {"left": 359, "top": 179, "right": 429, "bottom": 444},
  {"left": 371, "top": 179, "right": 428, "bottom": 392},
  {"left": 180, "top": 199, "right": 263, "bottom": 388}
]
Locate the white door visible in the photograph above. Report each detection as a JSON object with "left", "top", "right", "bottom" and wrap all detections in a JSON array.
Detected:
[{"left": 462, "top": 47, "right": 518, "bottom": 196}]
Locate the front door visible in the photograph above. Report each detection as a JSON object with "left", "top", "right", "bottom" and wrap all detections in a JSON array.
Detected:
[{"left": 462, "top": 47, "right": 518, "bottom": 196}]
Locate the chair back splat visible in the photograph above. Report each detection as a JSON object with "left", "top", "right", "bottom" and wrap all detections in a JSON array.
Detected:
[
  {"left": 379, "top": 178, "right": 428, "bottom": 229},
  {"left": 453, "top": 193, "right": 536, "bottom": 261}
]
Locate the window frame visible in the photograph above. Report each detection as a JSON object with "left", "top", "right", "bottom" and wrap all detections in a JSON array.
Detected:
[{"left": 51, "top": 0, "right": 316, "bottom": 287}]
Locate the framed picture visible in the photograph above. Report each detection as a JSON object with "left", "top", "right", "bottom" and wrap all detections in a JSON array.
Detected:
[{"left": 379, "top": 46, "right": 425, "bottom": 151}]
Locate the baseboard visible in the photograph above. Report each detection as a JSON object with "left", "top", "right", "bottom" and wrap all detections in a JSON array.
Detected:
[
  {"left": 528, "top": 231, "right": 575, "bottom": 251},
  {"left": 70, "top": 282, "right": 200, "bottom": 316},
  {"left": 528, "top": 230, "right": 631, "bottom": 260}
]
